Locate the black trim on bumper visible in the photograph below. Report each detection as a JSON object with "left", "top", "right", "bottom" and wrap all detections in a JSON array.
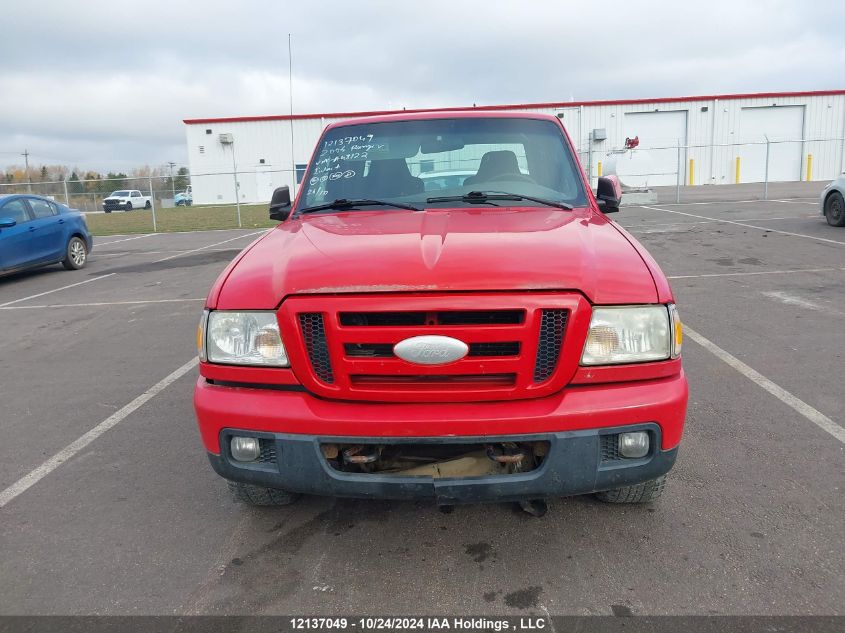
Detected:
[{"left": 208, "top": 424, "right": 677, "bottom": 504}]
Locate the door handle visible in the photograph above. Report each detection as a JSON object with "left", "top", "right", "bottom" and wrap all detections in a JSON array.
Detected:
[
  {"left": 29, "top": 226, "right": 37, "bottom": 231},
  {"left": 58, "top": 219, "right": 65, "bottom": 224}
]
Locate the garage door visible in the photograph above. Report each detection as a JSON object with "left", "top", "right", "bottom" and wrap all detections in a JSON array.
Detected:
[
  {"left": 621, "top": 110, "right": 688, "bottom": 187},
  {"left": 738, "top": 106, "right": 804, "bottom": 183}
]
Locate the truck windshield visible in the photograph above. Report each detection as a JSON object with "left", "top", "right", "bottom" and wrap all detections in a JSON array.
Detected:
[
  {"left": 110, "top": 191, "right": 130, "bottom": 197},
  {"left": 296, "top": 117, "right": 588, "bottom": 212}
]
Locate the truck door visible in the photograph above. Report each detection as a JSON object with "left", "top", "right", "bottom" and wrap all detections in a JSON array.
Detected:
[
  {"left": 0, "top": 198, "right": 36, "bottom": 271},
  {"left": 25, "top": 197, "right": 66, "bottom": 262}
]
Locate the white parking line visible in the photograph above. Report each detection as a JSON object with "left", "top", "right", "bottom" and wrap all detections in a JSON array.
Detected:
[
  {"left": 761, "top": 291, "right": 826, "bottom": 311},
  {"left": 0, "top": 273, "right": 116, "bottom": 308},
  {"left": 0, "top": 358, "right": 199, "bottom": 508},
  {"left": 628, "top": 217, "right": 803, "bottom": 234},
  {"left": 95, "top": 234, "right": 154, "bottom": 246},
  {"left": 655, "top": 197, "right": 819, "bottom": 207},
  {"left": 641, "top": 206, "right": 845, "bottom": 246},
  {"left": 153, "top": 230, "right": 266, "bottom": 263},
  {"left": 620, "top": 216, "right": 808, "bottom": 230},
  {"left": 686, "top": 326, "right": 845, "bottom": 445},
  {"left": 0, "top": 298, "right": 205, "bottom": 310},
  {"left": 95, "top": 248, "right": 242, "bottom": 257},
  {"left": 669, "top": 267, "right": 845, "bottom": 280}
]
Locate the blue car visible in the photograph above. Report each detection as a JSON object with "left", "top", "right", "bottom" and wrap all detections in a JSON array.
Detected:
[
  {"left": 174, "top": 191, "right": 193, "bottom": 206},
  {"left": 0, "top": 194, "right": 94, "bottom": 277}
]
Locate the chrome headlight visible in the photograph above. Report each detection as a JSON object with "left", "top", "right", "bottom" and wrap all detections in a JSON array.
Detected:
[
  {"left": 200, "top": 310, "right": 289, "bottom": 366},
  {"left": 581, "top": 305, "right": 674, "bottom": 365}
]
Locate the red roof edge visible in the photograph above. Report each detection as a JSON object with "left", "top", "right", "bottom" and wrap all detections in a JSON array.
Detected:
[{"left": 183, "top": 89, "right": 845, "bottom": 125}]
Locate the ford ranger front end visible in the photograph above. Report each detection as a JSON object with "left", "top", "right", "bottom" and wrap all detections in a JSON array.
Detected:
[{"left": 193, "top": 112, "right": 688, "bottom": 509}]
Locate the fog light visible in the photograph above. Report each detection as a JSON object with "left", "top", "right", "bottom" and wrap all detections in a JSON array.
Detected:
[
  {"left": 618, "top": 431, "right": 649, "bottom": 458},
  {"left": 230, "top": 436, "right": 261, "bottom": 462}
]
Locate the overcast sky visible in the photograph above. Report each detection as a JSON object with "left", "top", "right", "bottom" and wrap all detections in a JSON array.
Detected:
[{"left": 2, "top": 0, "right": 843, "bottom": 173}]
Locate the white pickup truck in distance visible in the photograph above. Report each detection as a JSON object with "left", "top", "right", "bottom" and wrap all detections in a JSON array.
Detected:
[{"left": 102, "top": 190, "right": 151, "bottom": 213}]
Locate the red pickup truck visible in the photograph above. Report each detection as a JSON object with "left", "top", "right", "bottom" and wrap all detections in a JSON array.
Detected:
[{"left": 194, "top": 111, "right": 688, "bottom": 511}]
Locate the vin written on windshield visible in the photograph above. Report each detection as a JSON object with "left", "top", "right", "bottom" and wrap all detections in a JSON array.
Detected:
[{"left": 296, "top": 117, "right": 589, "bottom": 213}]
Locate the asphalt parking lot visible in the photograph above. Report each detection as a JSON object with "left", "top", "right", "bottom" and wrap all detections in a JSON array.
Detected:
[{"left": 0, "top": 186, "right": 843, "bottom": 616}]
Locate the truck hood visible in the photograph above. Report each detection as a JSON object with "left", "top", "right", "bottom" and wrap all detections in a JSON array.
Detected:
[{"left": 214, "top": 207, "right": 659, "bottom": 309}]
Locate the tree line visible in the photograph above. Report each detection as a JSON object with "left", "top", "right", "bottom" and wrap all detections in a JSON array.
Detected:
[{"left": 2, "top": 163, "right": 190, "bottom": 196}]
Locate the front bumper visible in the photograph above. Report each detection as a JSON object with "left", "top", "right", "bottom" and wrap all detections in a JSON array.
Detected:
[
  {"left": 208, "top": 426, "right": 677, "bottom": 504},
  {"left": 195, "top": 371, "right": 687, "bottom": 502},
  {"left": 195, "top": 371, "right": 687, "bottom": 450}
]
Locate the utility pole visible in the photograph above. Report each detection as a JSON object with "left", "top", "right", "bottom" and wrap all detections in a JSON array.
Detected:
[
  {"left": 230, "top": 142, "right": 241, "bottom": 228},
  {"left": 22, "top": 149, "right": 32, "bottom": 193},
  {"left": 288, "top": 33, "right": 296, "bottom": 197},
  {"left": 167, "top": 161, "right": 176, "bottom": 199}
]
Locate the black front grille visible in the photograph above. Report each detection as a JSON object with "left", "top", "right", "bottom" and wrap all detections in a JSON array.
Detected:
[
  {"left": 299, "top": 313, "right": 334, "bottom": 383},
  {"left": 344, "top": 341, "right": 520, "bottom": 358},
  {"left": 339, "top": 310, "right": 524, "bottom": 327},
  {"left": 533, "top": 309, "right": 568, "bottom": 382},
  {"left": 468, "top": 341, "right": 520, "bottom": 356},
  {"left": 600, "top": 434, "right": 621, "bottom": 461},
  {"left": 344, "top": 343, "right": 396, "bottom": 357},
  {"left": 258, "top": 440, "right": 277, "bottom": 464}
]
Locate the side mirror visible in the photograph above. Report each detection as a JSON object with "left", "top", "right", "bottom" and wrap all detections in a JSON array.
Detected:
[
  {"left": 0, "top": 217, "right": 16, "bottom": 229},
  {"left": 595, "top": 175, "right": 622, "bottom": 214},
  {"left": 269, "top": 186, "right": 292, "bottom": 221}
]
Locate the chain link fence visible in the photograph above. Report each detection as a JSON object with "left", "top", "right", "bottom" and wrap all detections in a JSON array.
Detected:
[
  {"left": 2, "top": 137, "right": 842, "bottom": 234},
  {"left": 580, "top": 136, "right": 844, "bottom": 203},
  {"left": 0, "top": 171, "right": 297, "bottom": 235}
]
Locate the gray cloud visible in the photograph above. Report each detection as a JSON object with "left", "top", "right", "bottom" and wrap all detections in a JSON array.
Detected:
[{"left": 1, "top": 0, "right": 843, "bottom": 172}]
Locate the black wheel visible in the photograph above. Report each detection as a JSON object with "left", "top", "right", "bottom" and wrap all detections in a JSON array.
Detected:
[
  {"left": 825, "top": 191, "right": 845, "bottom": 227},
  {"left": 144, "top": 200, "right": 151, "bottom": 209},
  {"left": 104, "top": 209, "right": 111, "bottom": 214},
  {"left": 595, "top": 475, "right": 666, "bottom": 504},
  {"left": 125, "top": 202, "right": 133, "bottom": 211},
  {"left": 227, "top": 481, "right": 300, "bottom": 506},
  {"left": 62, "top": 237, "right": 88, "bottom": 270}
]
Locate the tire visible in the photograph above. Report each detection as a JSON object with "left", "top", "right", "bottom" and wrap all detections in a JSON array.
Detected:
[
  {"left": 125, "top": 202, "right": 132, "bottom": 211},
  {"left": 824, "top": 191, "right": 845, "bottom": 227},
  {"left": 144, "top": 200, "right": 151, "bottom": 209},
  {"left": 62, "top": 236, "right": 88, "bottom": 270},
  {"left": 227, "top": 481, "right": 300, "bottom": 506},
  {"left": 104, "top": 209, "right": 111, "bottom": 214},
  {"left": 595, "top": 475, "right": 666, "bottom": 504}
]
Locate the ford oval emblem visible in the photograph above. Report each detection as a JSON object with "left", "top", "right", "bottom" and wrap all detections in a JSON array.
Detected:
[{"left": 393, "top": 335, "right": 469, "bottom": 365}]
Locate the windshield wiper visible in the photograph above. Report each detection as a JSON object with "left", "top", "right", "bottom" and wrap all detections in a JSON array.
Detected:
[
  {"left": 426, "top": 190, "right": 573, "bottom": 211},
  {"left": 298, "top": 198, "right": 421, "bottom": 215}
]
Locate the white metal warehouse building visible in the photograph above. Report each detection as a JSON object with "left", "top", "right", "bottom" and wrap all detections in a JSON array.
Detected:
[{"left": 184, "top": 89, "right": 845, "bottom": 205}]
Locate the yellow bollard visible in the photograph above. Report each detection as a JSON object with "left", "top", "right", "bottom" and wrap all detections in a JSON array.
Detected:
[
  {"left": 806, "top": 154, "right": 813, "bottom": 181},
  {"left": 597, "top": 161, "right": 602, "bottom": 178},
  {"left": 689, "top": 159, "right": 694, "bottom": 186},
  {"left": 735, "top": 157, "right": 741, "bottom": 183}
]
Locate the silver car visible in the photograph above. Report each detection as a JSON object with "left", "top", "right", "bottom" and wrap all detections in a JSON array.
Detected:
[{"left": 821, "top": 175, "right": 845, "bottom": 227}]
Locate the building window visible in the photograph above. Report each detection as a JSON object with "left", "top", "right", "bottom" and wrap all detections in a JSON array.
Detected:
[
  {"left": 420, "top": 160, "right": 435, "bottom": 173},
  {"left": 199, "top": 146, "right": 205, "bottom": 154},
  {"left": 296, "top": 163, "right": 307, "bottom": 184},
  {"left": 259, "top": 158, "right": 266, "bottom": 164},
  {"left": 205, "top": 129, "right": 212, "bottom": 135}
]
